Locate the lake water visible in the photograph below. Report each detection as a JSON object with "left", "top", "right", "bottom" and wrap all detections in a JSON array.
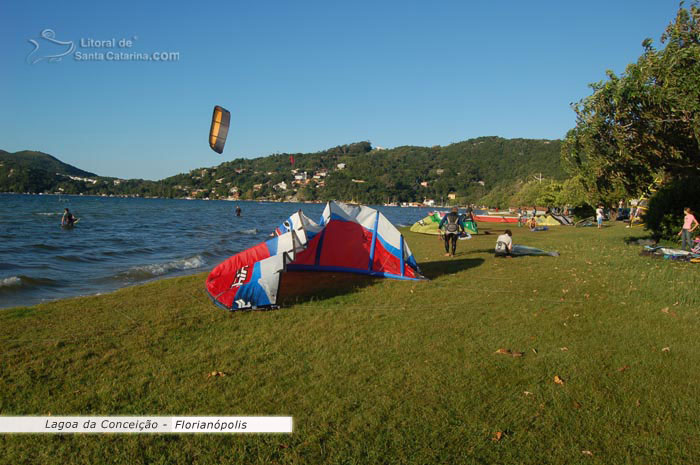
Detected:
[{"left": 0, "top": 194, "right": 435, "bottom": 309}]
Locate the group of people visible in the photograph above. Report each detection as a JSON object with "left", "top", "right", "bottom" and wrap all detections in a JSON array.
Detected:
[{"left": 438, "top": 206, "right": 514, "bottom": 258}]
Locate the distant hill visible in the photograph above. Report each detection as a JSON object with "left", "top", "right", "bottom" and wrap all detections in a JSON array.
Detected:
[
  {"left": 0, "top": 150, "right": 96, "bottom": 177},
  {"left": 0, "top": 150, "right": 98, "bottom": 194},
  {"left": 0, "top": 137, "right": 565, "bottom": 205}
]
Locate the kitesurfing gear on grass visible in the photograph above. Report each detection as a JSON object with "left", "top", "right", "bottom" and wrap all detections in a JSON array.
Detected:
[
  {"left": 511, "top": 245, "right": 559, "bottom": 257},
  {"left": 536, "top": 215, "right": 564, "bottom": 226},
  {"left": 410, "top": 211, "right": 477, "bottom": 235},
  {"left": 206, "top": 201, "right": 423, "bottom": 310},
  {"left": 641, "top": 245, "right": 699, "bottom": 261}
]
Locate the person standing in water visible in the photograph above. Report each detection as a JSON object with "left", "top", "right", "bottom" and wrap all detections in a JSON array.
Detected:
[
  {"left": 235, "top": 205, "right": 242, "bottom": 217},
  {"left": 439, "top": 207, "right": 464, "bottom": 257}
]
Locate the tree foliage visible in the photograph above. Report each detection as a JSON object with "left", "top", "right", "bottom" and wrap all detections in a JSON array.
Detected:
[{"left": 562, "top": 3, "right": 700, "bottom": 200}]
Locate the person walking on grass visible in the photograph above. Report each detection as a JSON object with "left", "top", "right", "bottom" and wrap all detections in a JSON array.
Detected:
[
  {"left": 439, "top": 207, "right": 464, "bottom": 257},
  {"left": 678, "top": 207, "right": 699, "bottom": 251}
]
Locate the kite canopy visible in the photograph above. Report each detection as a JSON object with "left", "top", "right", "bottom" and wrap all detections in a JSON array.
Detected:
[
  {"left": 511, "top": 245, "right": 559, "bottom": 257},
  {"left": 535, "top": 215, "right": 563, "bottom": 226},
  {"left": 209, "top": 105, "right": 230, "bottom": 154},
  {"left": 410, "top": 211, "right": 478, "bottom": 235},
  {"left": 547, "top": 213, "right": 574, "bottom": 225},
  {"left": 206, "top": 201, "right": 423, "bottom": 310}
]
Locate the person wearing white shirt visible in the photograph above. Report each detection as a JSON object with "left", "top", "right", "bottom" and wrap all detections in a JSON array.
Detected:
[
  {"left": 596, "top": 205, "right": 604, "bottom": 229},
  {"left": 495, "top": 230, "right": 513, "bottom": 258}
]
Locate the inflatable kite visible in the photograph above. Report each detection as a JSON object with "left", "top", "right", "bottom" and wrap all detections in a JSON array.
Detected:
[
  {"left": 511, "top": 245, "right": 559, "bottom": 257},
  {"left": 209, "top": 105, "right": 230, "bottom": 154},
  {"left": 535, "top": 215, "right": 564, "bottom": 227},
  {"left": 410, "top": 211, "right": 478, "bottom": 235},
  {"left": 206, "top": 201, "right": 424, "bottom": 310}
]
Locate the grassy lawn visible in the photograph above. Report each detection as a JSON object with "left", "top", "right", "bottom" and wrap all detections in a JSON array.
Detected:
[{"left": 1, "top": 222, "right": 699, "bottom": 464}]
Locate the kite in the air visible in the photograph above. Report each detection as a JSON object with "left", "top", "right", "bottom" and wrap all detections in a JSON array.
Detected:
[{"left": 209, "top": 105, "right": 230, "bottom": 154}]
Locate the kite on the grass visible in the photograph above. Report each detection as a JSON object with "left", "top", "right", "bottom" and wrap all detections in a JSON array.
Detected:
[{"left": 206, "top": 201, "right": 424, "bottom": 310}]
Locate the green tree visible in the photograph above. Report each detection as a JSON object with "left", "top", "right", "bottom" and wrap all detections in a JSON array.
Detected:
[{"left": 562, "top": 4, "right": 700, "bottom": 199}]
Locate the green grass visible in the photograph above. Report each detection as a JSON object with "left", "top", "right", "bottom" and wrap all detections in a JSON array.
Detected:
[{"left": 1, "top": 222, "right": 699, "bottom": 464}]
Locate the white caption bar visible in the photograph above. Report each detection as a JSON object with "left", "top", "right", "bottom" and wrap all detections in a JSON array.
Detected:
[{"left": 0, "top": 416, "right": 293, "bottom": 434}]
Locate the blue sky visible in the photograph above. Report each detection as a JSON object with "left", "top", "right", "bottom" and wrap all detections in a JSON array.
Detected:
[{"left": 0, "top": 0, "right": 682, "bottom": 180}]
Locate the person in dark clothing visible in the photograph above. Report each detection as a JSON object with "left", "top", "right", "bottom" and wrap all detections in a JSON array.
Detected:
[
  {"left": 438, "top": 207, "right": 464, "bottom": 257},
  {"left": 61, "top": 208, "right": 76, "bottom": 226},
  {"left": 464, "top": 206, "right": 475, "bottom": 222},
  {"left": 235, "top": 205, "right": 242, "bottom": 217}
]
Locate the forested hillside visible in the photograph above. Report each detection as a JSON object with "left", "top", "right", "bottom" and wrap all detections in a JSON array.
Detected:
[{"left": 1, "top": 137, "right": 565, "bottom": 206}]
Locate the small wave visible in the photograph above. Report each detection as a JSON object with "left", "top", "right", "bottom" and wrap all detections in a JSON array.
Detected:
[
  {"left": 0, "top": 276, "right": 22, "bottom": 288},
  {"left": 118, "top": 255, "right": 206, "bottom": 280},
  {"left": 237, "top": 228, "right": 259, "bottom": 235},
  {"left": 35, "top": 212, "right": 62, "bottom": 216},
  {"left": 56, "top": 254, "right": 100, "bottom": 263},
  {"left": 0, "top": 275, "right": 60, "bottom": 291}
]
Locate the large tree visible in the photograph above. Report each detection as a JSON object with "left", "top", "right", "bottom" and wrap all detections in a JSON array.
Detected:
[{"left": 562, "top": 3, "right": 700, "bottom": 200}]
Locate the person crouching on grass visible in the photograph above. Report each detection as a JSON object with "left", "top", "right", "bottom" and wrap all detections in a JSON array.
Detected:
[
  {"left": 439, "top": 207, "right": 464, "bottom": 257},
  {"left": 678, "top": 207, "right": 699, "bottom": 251},
  {"left": 495, "top": 229, "right": 513, "bottom": 258}
]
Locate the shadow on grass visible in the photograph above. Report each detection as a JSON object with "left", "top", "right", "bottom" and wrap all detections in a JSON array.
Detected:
[
  {"left": 475, "top": 229, "right": 510, "bottom": 235},
  {"left": 420, "top": 257, "right": 485, "bottom": 279},
  {"left": 623, "top": 234, "right": 658, "bottom": 246},
  {"left": 277, "top": 271, "right": 382, "bottom": 307},
  {"left": 468, "top": 248, "right": 502, "bottom": 254},
  {"left": 266, "top": 257, "right": 488, "bottom": 308}
]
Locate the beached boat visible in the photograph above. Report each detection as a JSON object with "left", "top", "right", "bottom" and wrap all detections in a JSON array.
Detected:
[{"left": 473, "top": 213, "right": 520, "bottom": 224}]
